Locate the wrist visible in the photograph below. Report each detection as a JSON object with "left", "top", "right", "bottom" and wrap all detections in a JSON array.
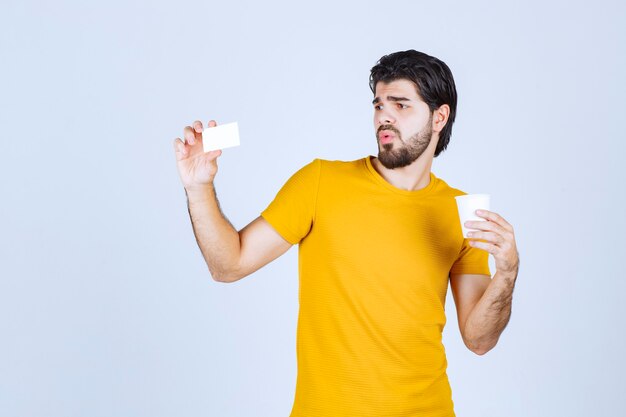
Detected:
[
  {"left": 495, "top": 268, "right": 518, "bottom": 283},
  {"left": 184, "top": 183, "right": 215, "bottom": 202}
]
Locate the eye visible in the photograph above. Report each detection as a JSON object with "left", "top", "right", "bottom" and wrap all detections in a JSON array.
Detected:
[
  {"left": 374, "top": 105, "right": 383, "bottom": 110},
  {"left": 398, "top": 103, "right": 408, "bottom": 109}
]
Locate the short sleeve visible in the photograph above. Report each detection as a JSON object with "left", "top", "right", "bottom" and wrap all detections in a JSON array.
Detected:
[
  {"left": 261, "top": 159, "right": 321, "bottom": 245},
  {"left": 449, "top": 238, "right": 491, "bottom": 276}
]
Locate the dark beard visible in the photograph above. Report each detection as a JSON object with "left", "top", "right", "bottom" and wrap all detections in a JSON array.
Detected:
[
  {"left": 378, "top": 144, "right": 421, "bottom": 169},
  {"left": 377, "top": 118, "right": 433, "bottom": 169}
]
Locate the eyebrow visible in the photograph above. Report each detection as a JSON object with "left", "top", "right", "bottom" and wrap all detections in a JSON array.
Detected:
[{"left": 372, "top": 96, "right": 411, "bottom": 105}]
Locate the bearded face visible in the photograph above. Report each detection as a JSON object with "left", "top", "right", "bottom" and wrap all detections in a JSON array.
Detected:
[{"left": 376, "top": 113, "right": 433, "bottom": 169}]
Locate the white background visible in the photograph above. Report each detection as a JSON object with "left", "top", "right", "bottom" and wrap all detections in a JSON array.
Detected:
[{"left": 1, "top": 0, "right": 624, "bottom": 416}]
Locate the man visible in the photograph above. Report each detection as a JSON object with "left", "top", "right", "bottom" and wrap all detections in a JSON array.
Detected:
[{"left": 173, "top": 50, "right": 519, "bottom": 416}]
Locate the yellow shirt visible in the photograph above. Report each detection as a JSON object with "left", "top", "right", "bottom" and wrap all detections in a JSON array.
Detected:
[{"left": 261, "top": 156, "right": 490, "bottom": 417}]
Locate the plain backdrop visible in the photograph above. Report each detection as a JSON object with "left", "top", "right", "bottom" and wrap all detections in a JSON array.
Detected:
[{"left": 1, "top": 0, "right": 625, "bottom": 416}]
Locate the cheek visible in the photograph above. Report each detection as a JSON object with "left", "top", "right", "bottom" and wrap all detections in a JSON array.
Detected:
[{"left": 409, "top": 114, "right": 430, "bottom": 131}]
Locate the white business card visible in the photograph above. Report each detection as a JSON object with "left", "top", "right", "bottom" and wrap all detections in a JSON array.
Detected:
[{"left": 202, "top": 122, "right": 240, "bottom": 152}]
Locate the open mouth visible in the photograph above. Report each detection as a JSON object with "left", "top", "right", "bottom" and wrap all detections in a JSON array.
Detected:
[{"left": 378, "top": 131, "right": 396, "bottom": 145}]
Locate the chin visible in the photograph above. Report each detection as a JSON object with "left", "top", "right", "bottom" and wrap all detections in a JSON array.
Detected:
[{"left": 378, "top": 149, "right": 419, "bottom": 169}]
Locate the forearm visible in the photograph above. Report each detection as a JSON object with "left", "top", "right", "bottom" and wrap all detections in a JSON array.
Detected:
[
  {"left": 464, "top": 270, "right": 517, "bottom": 354},
  {"left": 185, "top": 184, "right": 241, "bottom": 281}
]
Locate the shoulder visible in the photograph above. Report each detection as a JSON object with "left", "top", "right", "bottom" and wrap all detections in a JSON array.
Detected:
[
  {"left": 286, "top": 157, "right": 365, "bottom": 184},
  {"left": 430, "top": 174, "right": 469, "bottom": 198},
  {"left": 316, "top": 157, "right": 365, "bottom": 168},
  {"left": 311, "top": 157, "right": 368, "bottom": 176}
]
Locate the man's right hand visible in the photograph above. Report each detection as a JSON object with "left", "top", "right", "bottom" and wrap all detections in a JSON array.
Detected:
[
  {"left": 174, "top": 119, "right": 223, "bottom": 189},
  {"left": 173, "top": 118, "right": 293, "bottom": 282}
]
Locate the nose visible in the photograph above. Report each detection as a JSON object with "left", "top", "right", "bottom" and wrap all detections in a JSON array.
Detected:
[{"left": 376, "top": 108, "right": 395, "bottom": 126}]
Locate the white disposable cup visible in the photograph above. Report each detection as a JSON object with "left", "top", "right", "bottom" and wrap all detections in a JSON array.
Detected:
[{"left": 455, "top": 194, "right": 491, "bottom": 238}]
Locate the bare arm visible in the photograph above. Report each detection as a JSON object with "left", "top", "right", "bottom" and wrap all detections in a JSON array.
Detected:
[
  {"left": 451, "top": 209, "right": 520, "bottom": 355},
  {"left": 175, "top": 119, "right": 292, "bottom": 282},
  {"left": 186, "top": 186, "right": 291, "bottom": 282},
  {"left": 450, "top": 272, "right": 516, "bottom": 355}
]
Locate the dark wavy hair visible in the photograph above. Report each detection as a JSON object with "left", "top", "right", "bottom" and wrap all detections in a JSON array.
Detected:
[{"left": 369, "top": 50, "right": 457, "bottom": 157}]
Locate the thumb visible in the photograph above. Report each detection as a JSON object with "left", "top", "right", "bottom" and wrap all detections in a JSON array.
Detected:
[{"left": 205, "top": 149, "right": 222, "bottom": 161}]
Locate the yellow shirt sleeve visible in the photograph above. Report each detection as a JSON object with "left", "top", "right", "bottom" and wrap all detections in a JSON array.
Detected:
[
  {"left": 449, "top": 237, "right": 492, "bottom": 276},
  {"left": 260, "top": 159, "right": 321, "bottom": 245}
]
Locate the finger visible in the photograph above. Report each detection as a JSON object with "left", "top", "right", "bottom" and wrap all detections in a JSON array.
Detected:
[
  {"left": 466, "top": 231, "right": 503, "bottom": 246},
  {"left": 184, "top": 126, "right": 196, "bottom": 145},
  {"left": 173, "top": 137, "right": 186, "bottom": 153},
  {"left": 173, "top": 138, "right": 187, "bottom": 160},
  {"left": 207, "top": 120, "right": 217, "bottom": 128},
  {"left": 192, "top": 120, "right": 204, "bottom": 145},
  {"left": 464, "top": 219, "right": 507, "bottom": 236},
  {"left": 475, "top": 210, "right": 514, "bottom": 233},
  {"left": 468, "top": 239, "right": 498, "bottom": 254}
]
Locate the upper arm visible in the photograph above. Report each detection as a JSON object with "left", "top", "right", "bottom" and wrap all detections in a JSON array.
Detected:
[
  {"left": 225, "top": 216, "right": 293, "bottom": 282},
  {"left": 449, "top": 273, "right": 491, "bottom": 343}
]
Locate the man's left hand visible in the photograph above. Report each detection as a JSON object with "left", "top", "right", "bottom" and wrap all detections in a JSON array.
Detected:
[{"left": 465, "top": 210, "right": 519, "bottom": 276}]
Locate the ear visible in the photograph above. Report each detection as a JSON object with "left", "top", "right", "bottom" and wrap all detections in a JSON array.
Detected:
[{"left": 432, "top": 104, "right": 450, "bottom": 134}]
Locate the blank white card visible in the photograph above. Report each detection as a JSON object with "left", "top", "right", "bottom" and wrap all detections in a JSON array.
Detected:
[{"left": 202, "top": 122, "right": 240, "bottom": 152}]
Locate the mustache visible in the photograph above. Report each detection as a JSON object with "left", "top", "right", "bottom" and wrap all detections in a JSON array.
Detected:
[{"left": 377, "top": 125, "right": 401, "bottom": 135}]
